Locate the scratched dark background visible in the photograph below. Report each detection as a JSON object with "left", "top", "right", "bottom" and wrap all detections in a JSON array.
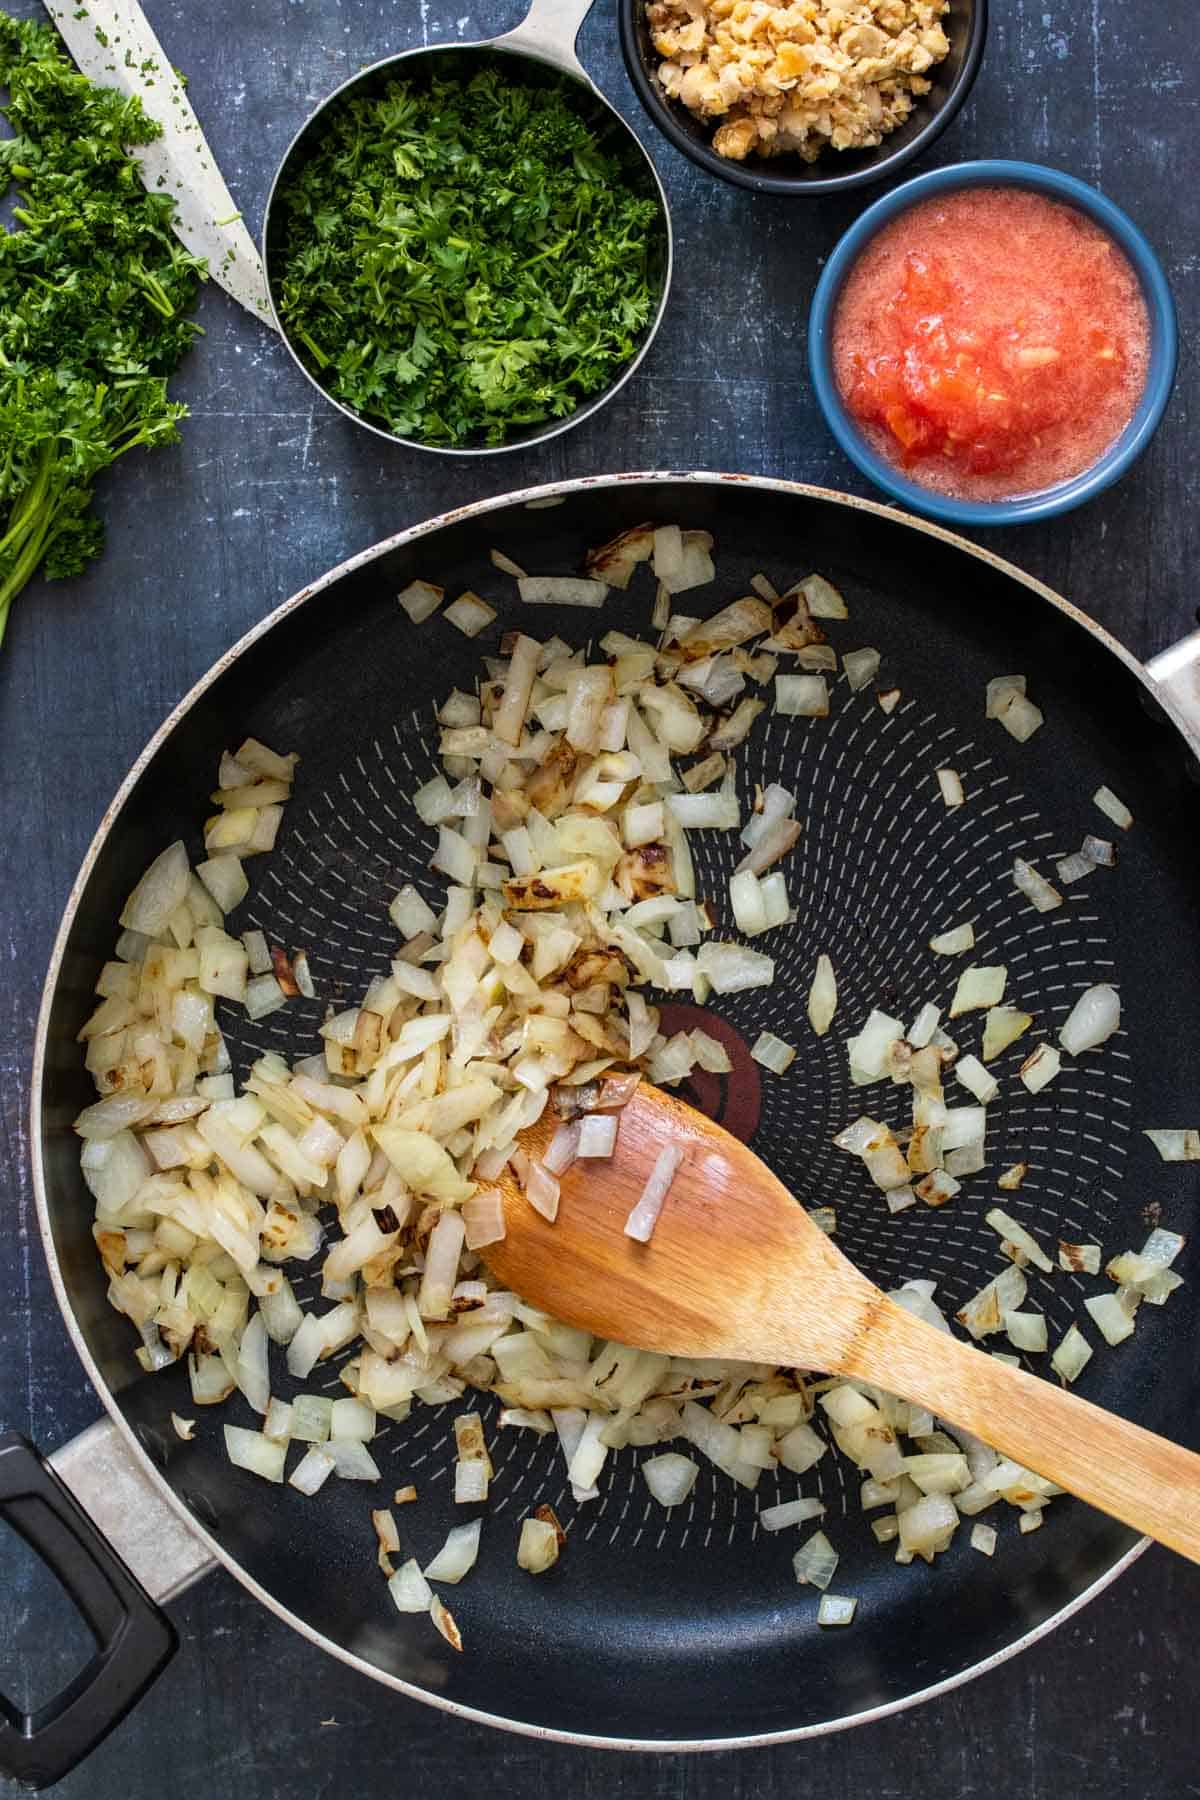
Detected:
[{"left": 1, "top": 0, "right": 1198, "bottom": 1793}]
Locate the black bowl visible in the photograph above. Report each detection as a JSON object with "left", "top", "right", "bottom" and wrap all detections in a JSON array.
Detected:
[{"left": 617, "top": 0, "right": 988, "bottom": 196}]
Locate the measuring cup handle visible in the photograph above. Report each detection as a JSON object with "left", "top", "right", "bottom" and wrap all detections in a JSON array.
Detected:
[{"left": 496, "top": 0, "right": 597, "bottom": 81}]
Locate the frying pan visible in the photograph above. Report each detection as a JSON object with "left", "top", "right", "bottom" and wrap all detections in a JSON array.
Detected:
[{"left": 8, "top": 473, "right": 1200, "bottom": 1787}]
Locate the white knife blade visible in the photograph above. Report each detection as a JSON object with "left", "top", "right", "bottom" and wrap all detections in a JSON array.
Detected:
[{"left": 42, "top": 0, "right": 276, "bottom": 328}]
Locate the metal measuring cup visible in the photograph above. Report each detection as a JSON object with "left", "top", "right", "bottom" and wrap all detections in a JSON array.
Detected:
[{"left": 263, "top": 0, "right": 674, "bottom": 456}]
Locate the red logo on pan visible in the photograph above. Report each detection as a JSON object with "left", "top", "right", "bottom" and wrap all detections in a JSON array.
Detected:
[{"left": 655, "top": 1003, "right": 761, "bottom": 1144}]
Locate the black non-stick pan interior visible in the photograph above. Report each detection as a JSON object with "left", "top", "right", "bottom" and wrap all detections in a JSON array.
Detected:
[{"left": 38, "top": 478, "right": 1200, "bottom": 1744}]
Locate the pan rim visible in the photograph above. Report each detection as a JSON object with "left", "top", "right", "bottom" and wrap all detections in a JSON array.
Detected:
[{"left": 30, "top": 470, "right": 1172, "bottom": 1751}]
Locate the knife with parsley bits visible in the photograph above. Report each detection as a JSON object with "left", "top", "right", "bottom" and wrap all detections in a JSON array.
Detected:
[{"left": 269, "top": 65, "right": 664, "bottom": 449}]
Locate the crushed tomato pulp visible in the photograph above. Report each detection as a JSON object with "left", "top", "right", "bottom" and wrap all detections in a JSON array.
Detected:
[{"left": 832, "top": 188, "right": 1151, "bottom": 503}]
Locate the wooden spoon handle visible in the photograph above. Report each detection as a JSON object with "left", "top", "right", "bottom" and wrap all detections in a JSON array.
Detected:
[{"left": 843, "top": 1296, "right": 1200, "bottom": 1561}]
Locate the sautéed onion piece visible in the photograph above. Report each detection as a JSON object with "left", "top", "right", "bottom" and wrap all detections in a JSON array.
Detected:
[{"left": 73, "top": 523, "right": 1176, "bottom": 1634}]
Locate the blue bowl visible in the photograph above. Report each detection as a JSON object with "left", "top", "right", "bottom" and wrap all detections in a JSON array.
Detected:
[{"left": 807, "top": 160, "right": 1178, "bottom": 527}]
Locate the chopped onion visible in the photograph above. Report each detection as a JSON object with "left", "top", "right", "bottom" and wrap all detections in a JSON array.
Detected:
[
  {"left": 1055, "top": 850, "right": 1095, "bottom": 885},
  {"left": 289, "top": 1446, "right": 336, "bottom": 1494},
  {"left": 794, "top": 574, "right": 847, "bottom": 619},
  {"left": 81, "top": 530, "right": 1107, "bottom": 1610},
  {"left": 263, "top": 1398, "right": 293, "bottom": 1444},
  {"left": 1093, "top": 785, "right": 1133, "bottom": 830},
  {"left": 936, "top": 768, "right": 964, "bottom": 809},
  {"left": 998, "top": 693, "right": 1044, "bottom": 742},
  {"left": 120, "top": 841, "right": 190, "bottom": 934},
  {"left": 949, "top": 965, "right": 1007, "bottom": 1017},
  {"left": 1051, "top": 1324, "right": 1093, "bottom": 1382},
  {"left": 235, "top": 1311, "right": 270, "bottom": 1414},
  {"left": 668, "top": 790, "right": 739, "bottom": 830},
  {"left": 292, "top": 1394, "right": 333, "bottom": 1443},
  {"left": 577, "top": 1115, "right": 619, "bottom": 1158},
  {"left": 171, "top": 1413, "right": 196, "bottom": 1442},
  {"left": 455, "top": 1460, "right": 489, "bottom": 1504},
  {"left": 941, "top": 1104, "right": 986, "bottom": 1151},
  {"left": 1085, "top": 1292, "right": 1136, "bottom": 1346},
  {"left": 807, "top": 954, "right": 837, "bottom": 1036},
  {"left": 1058, "top": 1240, "right": 1101, "bottom": 1274},
  {"left": 567, "top": 1412, "right": 609, "bottom": 1490},
  {"left": 1059, "top": 983, "right": 1120, "bottom": 1055},
  {"left": 945, "top": 1141, "right": 985, "bottom": 1178},
  {"left": 1143, "top": 1129, "right": 1200, "bottom": 1162},
  {"left": 846, "top": 1009, "right": 904, "bottom": 1081},
  {"left": 734, "top": 817, "right": 802, "bottom": 877},
  {"left": 642, "top": 1452, "right": 700, "bottom": 1506},
  {"left": 242, "top": 928, "right": 272, "bottom": 974},
  {"left": 259, "top": 1278, "right": 303, "bottom": 1345},
  {"left": 955, "top": 1054, "right": 998, "bottom": 1104},
  {"left": 986, "top": 674, "right": 1026, "bottom": 719},
  {"left": 956, "top": 1266, "right": 1027, "bottom": 1339},
  {"left": 834, "top": 1116, "right": 884, "bottom": 1155},
  {"left": 774, "top": 674, "right": 829, "bottom": 717},
  {"left": 417, "top": 1211, "right": 467, "bottom": 1319},
  {"left": 741, "top": 783, "right": 794, "bottom": 848},
  {"left": 876, "top": 687, "right": 901, "bottom": 715},
  {"left": 543, "top": 1123, "right": 582, "bottom": 1180},
  {"left": 843, "top": 648, "right": 880, "bottom": 691},
  {"left": 444, "top": 592, "right": 496, "bottom": 636},
  {"left": 1003, "top": 1310, "right": 1048, "bottom": 1352},
  {"left": 331, "top": 1397, "right": 376, "bottom": 1442},
  {"left": 760, "top": 1496, "right": 825, "bottom": 1531},
  {"left": 625, "top": 1145, "right": 684, "bottom": 1243},
  {"left": 652, "top": 525, "right": 714, "bottom": 595},
  {"left": 245, "top": 973, "right": 287, "bottom": 1021},
  {"left": 915, "top": 1169, "right": 960, "bottom": 1208},
  {"left": 524, "top": 1162, "right": 560, "bottom": 1222},
  {"left": 985, "top": 1208, "right": 1054, "bottom": 1272},
  {"left": 390, "top": 884, "right": 438, "bottom": 939},
  {"left": 792, "top": 1529, "right": 839, "bottom": 1590},
  {"left": 1019, "top": 1042, "right": 1062, "bottom": 1093},
  {"left": 398, "top": 579, "right": 444, "bottom": 624},
  {"left": 696, "top": 942, "right": 774, "bottom": 994},
  {"left": 929, "top": 922, "right": 975, "bottom": 956},
  {"left": 1081, "top": 835, "right": 1116, "bottom": 868},
  {"left": 429, "top": 1595, "right": 463, "bottom": 1651},
  {"left": 751, "top": 1031, "right": 795, "bottom": 1075},
  {"left": 898, "top": 1493, "right": 959, "bottom": 1556},
  {"left": 424, "top": 1520, "right": 482, "bottom": 1584},
  {"left": 389, "top": 1559, "right": 433, "bottom": 1613},
  {"left": 196, "top": 854, "right": 249, "bottom": 913},
  {"left": 224, "top": 1424, "right": 286, "bottom": 1484},
  {"left": 907, "top": 1001, "right": 941, "bottom": 1049},
  {"left": 970, "top": 1523, "right": 997, "bottom": 1556},
  {"left": 517, "top": 1516, "right": 560, "bottom": 1572},
  {"left": 1012, "top": 857, "right": 1063, "bottom": 913},
  {"left": 493, "top": 634, "right": 541, "bottom": 747},
  {"left": 730, "top": 869, "right": 768, "bottom": 936},
  {"left": 982, "top": 1006, "right": 1033, "bottom": 1061}
]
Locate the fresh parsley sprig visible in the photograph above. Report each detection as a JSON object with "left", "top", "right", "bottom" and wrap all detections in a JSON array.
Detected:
[{"left": 0, "top": 14, "right": 204, "bottom": 650}]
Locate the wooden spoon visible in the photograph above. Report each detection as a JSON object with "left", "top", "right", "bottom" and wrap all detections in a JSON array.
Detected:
[{"left": 485, "top": 1082, "right": 1200, "bottom": 1562}]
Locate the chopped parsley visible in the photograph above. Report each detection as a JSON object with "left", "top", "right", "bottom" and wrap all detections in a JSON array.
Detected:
[
  {"left": 271, "top": 65, "right": 664, "bottom": 448},
  {"left": 0, "top": 14, "right": 204, "bottom": 649}
]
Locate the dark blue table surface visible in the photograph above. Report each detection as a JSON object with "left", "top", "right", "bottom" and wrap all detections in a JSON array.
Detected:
[{"left": 1, "top": 1, "right": 1197, "bottom": 1794}]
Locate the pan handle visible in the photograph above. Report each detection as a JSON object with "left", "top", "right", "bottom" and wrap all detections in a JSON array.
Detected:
[
  {"left": 495, "top": 0, "right": 596, "bottom": 81},
  {"left": 1146, "top": 628, "right": 1200, "bottom": 744},
  {"left": 0, "top": 1421, "right": 215, "bottom": 1789}
]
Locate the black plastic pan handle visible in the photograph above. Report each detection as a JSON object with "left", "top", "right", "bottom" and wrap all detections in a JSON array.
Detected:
[{"left": 0, "top": 1433, "right": 176, "bottom": 1790}]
